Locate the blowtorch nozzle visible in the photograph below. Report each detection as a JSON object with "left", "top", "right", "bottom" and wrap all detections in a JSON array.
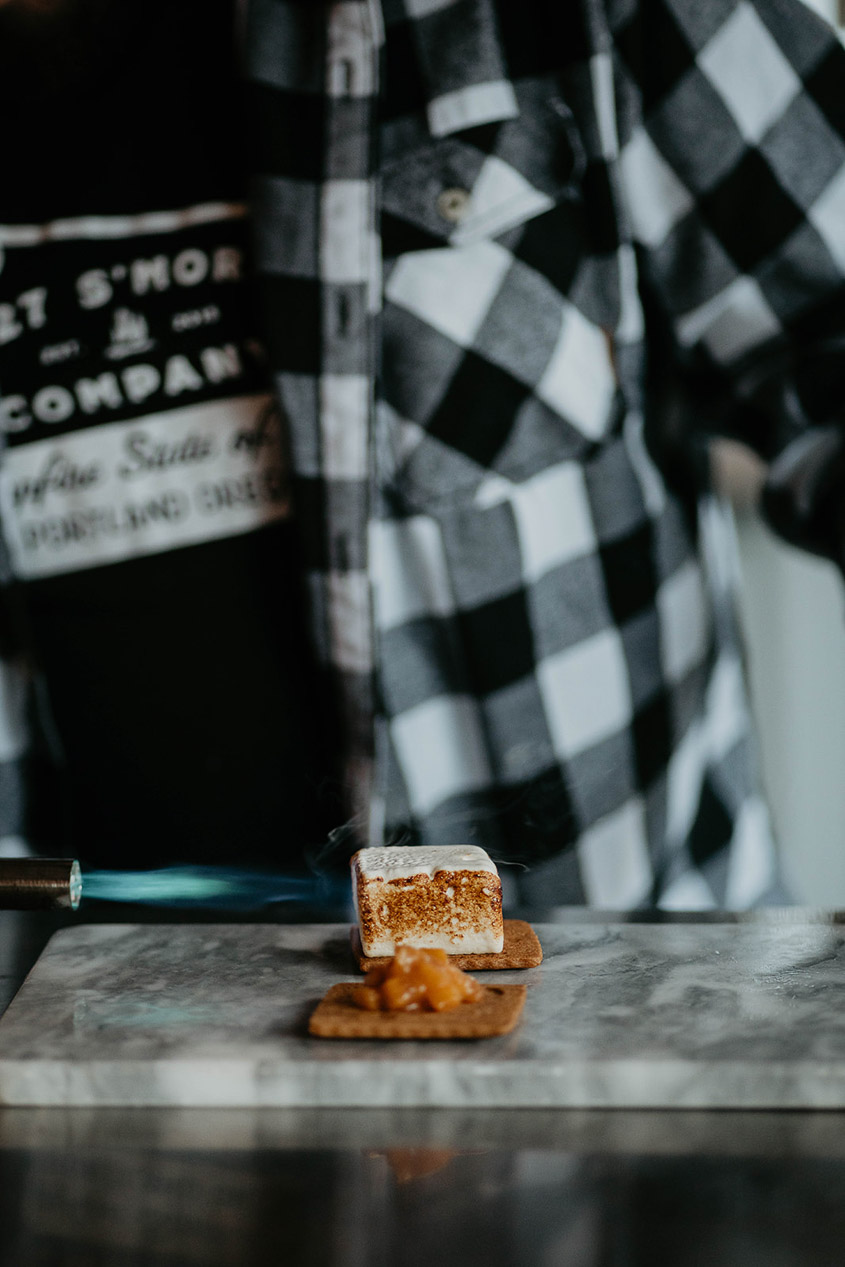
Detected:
[{"left": 0, "top": 858, "right": 82, "bottom": 910}]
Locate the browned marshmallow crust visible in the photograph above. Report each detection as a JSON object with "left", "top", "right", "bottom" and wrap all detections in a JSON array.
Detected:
[{"left": 352, "top": 847, "right": 504, "bottom": 957}]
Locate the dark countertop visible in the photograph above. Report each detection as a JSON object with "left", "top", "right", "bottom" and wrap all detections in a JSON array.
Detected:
[{"left": 3, "top": 908, "right": 845, "bottom": 1266}]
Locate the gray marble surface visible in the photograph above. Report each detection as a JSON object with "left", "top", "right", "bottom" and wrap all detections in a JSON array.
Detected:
[{"left": 4, "top": 920, "right": 845, "bottom": 1107}]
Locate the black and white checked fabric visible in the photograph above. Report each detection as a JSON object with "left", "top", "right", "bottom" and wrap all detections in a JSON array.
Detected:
[{"left": 242, "top": 0, "right": 845, "bottom": 909}]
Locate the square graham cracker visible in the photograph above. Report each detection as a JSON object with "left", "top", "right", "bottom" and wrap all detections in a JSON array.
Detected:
[
  {"left": 308, "top": 982, "right": 527, "bottom": 1039},
  {"left": 350, "top": 919, "right": 542, "bottom": 972}
]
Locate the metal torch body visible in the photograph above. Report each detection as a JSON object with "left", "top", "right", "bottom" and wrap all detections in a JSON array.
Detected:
[{"left": 0, "top": 859, "right": 82, "bottom": 910}]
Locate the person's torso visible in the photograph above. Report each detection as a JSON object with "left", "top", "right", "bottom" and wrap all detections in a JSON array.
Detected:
[{"left": 242, "top": 0, "right": 777, "bottom": 907}]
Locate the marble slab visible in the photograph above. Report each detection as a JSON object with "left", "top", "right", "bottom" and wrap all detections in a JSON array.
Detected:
[{"left": 4, "top": 921, "right": 845, "bottom": 1107}]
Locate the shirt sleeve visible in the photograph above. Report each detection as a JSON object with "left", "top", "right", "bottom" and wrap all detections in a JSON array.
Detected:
[
  {"left": 612, "top": 0, "right": 845, "bottom": 463},
  {"left": 0, "top": 440, "right": 35, "bottom": 849}
]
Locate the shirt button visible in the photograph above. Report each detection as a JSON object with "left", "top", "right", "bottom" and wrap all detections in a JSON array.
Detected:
[{"left": 436, "top": 187, "right": 471, "bottom": 224}]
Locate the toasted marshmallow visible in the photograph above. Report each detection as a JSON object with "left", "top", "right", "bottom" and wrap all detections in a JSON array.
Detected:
[{"left": 352, "top": 845, "right": 504, "bottom": 957}]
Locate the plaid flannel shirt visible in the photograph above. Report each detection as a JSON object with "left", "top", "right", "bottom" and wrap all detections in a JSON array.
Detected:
[{"left": 241, "top": 0, "right": 845, "bottom": 909}]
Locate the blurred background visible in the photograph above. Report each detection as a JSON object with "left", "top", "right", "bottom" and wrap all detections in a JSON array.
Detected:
[
  {"left": 719, "top": 442, "right": 845, "bottom": 906},
  {"left": 718, "top": 0, "right": 845, "bottom": 907}
]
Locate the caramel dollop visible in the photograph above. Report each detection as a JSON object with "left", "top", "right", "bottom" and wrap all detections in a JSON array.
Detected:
[{"left": 353, "top": 944, "right": 485, "bottom": 1012}]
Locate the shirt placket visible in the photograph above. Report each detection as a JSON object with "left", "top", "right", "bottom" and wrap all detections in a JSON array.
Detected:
[{"left": 321, "top": 1, "right": 383, "bottom": 836}]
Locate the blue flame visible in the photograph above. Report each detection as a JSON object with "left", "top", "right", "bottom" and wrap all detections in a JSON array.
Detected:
[{"left": 80, "top": 866, "right": 348, "bottom": 911}]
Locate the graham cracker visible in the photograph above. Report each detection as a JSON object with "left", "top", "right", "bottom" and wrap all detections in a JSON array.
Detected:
[
  {"left": 308, "top": 982, "right": 526, "bottom": 1039},
  {"left": 350, "top": 919, "right": 542, "bottom": 972}
]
